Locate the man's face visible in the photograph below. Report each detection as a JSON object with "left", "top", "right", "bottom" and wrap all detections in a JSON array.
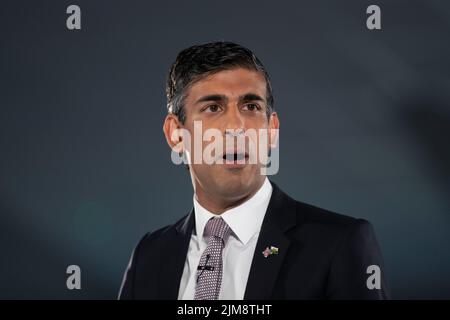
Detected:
[{"left": 165, "top": 68, "right": 279, "bottom": 202}]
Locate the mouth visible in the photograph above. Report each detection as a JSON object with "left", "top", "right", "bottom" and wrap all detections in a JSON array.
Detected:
[
  {"left": 220, "top": 151, "right": 249, "bottom": 169},
  {"left": 222, "top": 152, "right": 249, "bottom": 162}
]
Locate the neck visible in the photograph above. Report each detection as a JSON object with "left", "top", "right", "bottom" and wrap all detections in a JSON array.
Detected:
[{"left": 194, "top": 178, "right": 266, "bottom": 215}]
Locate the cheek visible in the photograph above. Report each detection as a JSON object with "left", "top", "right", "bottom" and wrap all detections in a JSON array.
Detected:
[
  {"left": 246, "top": 115, "right": 269, "bottom": 129},
  {"left": 249, "top": 123, "right": 271, "bottom": 148}
]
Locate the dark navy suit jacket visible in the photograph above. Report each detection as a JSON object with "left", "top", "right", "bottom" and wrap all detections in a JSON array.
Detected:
[{"left": 119, "top": 181, "right": 390, "bottom": 299}]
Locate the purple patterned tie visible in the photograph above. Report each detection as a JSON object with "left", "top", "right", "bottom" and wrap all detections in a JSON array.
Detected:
[{"left": 194, "top": 217, "right": 232, "bottom": 300}]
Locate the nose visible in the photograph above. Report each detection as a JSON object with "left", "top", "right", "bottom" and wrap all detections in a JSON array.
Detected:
[
  {"left": 223, "top": 105, "right": 245, "bottom": 135},
  {"left": 225, "top": 127, "right": 245, "bottom": 137}
]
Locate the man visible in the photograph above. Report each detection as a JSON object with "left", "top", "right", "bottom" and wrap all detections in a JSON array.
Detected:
[{"left": 119, "top": 41, "right": 390, "bottom": 300}]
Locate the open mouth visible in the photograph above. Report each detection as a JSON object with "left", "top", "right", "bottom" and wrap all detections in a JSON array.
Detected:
[{"left": 222, "top": 152, "right": 249, "bottom": 162}]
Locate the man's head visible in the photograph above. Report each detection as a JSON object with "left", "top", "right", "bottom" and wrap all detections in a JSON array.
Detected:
[
  {"left": 163, "top": 41, "right": 279, "bottom": 211},
  {"left": 166, "top": 41, "right": 274, "bottom": 124}
]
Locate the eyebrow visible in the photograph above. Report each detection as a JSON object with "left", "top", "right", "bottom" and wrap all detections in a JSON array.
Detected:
[
  {"left": 194, "top": 93, "right": 265, "bottom": 105},
  {"left": 195, "top": 94, "right": 227, "bottom": 104},
  {"left": 239, "top": 93, "right": 265, "bottom": 104}
]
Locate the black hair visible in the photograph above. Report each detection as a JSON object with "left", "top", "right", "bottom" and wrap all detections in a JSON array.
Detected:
[{"left": 166, "top": 41, "right": 274, "bottom": 123}]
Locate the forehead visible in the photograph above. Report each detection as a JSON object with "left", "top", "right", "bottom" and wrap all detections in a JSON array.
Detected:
[{"left": 185, "top": 68, "right": 267, "bottom": 103}]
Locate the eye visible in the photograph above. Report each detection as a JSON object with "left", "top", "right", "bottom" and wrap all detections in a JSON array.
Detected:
[
  {"left": 242, "top": 103, "right": 261, "bottom": 111},
  {"left": 204, "top": 104, "right": 222, "bottom": 113}
]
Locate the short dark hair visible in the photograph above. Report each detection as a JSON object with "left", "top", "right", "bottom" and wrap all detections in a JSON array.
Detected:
[{"left": 166, "top": 41, "right": 274, "bottom": 124}]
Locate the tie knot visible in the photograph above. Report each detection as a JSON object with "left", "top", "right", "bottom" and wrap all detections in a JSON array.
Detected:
[{"left": 204, "top": 217, "right": 231, "bottom": 243}]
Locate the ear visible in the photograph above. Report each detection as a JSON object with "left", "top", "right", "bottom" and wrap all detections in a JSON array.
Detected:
[
  {"left": 268, "top": 111, "right": 280, "bottom": 148},
  {"left": 163, "top": 114, "right": 184, "bottom": 153}
]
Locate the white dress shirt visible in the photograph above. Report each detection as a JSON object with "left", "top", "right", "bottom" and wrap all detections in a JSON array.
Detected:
[{"left": 177, "top": 178, "right": 273, "bottom": 300}]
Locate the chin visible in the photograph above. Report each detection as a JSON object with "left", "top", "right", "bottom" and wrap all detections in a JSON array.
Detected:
[{"left": 215, "top": 172, "right": 257, "bottom": 195}]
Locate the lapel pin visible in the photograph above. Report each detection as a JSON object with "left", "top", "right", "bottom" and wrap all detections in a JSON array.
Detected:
[{"left": 262, "top": 246, "right": 279, "bottom": 258}]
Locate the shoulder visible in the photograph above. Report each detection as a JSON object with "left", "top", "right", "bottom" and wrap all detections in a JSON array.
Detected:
[
  {"left": 272, "top": 182, "right": 376, "bottom": 246},
  {"left": 288, "top": 196, "right": 382, "bottom": 269},
  {"left": 295, "top": 199, "right": 375, "bottom": 247},
  {"left": 273, "top": 184, "right": 389, "bottom": 299},
  {"left": 132, "top": 212, "right": 191, "bottom": 254},
  {"left": 272, "top": 180, "right": 370, "bottom": 230},
  {"left": 122, "top": 212, "right": 193, "bottom": 288},
  {"left": 295, "top": 199, "right": 371, "bottom": 231}
]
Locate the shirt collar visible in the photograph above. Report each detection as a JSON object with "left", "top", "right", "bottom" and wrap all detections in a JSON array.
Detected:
[{"left": 193, "top": 177, "right": 272, "bottom": 246}]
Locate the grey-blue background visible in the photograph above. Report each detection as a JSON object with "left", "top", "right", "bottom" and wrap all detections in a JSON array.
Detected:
[{"left": 1, "top": 0, "right": 449, "bottom": 299}]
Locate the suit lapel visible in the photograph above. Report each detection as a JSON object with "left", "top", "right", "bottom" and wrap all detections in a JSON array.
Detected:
[
  {"left": 244, "top": 182, "right": 298, "bottom": 299},
  {"left": 157, "top": 209, "right": 194, "bottom": 299},
  {"left": 156, "top": 182, "right": 298, "bottom": 300}
]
